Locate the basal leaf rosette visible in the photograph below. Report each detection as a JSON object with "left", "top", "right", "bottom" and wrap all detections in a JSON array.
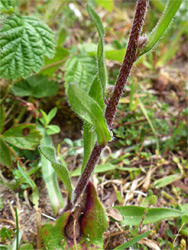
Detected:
[{"left": 0, "top": 13, "right": 55, "bottom": 80}]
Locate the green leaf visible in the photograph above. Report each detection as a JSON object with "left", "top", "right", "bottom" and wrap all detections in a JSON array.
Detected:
[
  {"left": 11, "top": 75, "right": 59, "bottom": 98},
  {"left": 0, "top": 105, "right": 5, "bottom": 134},
  {"left": 65, "top": 55, "right": 97, "bottom": 92},
  {"left": 46, "top": 125, "right": 60, "bottom": 135},
  {"left": 3, "top": 124, "right": 42, "bottom": 150},
  {"left": 39, "top": 146, "right": 73, "bottom": 201},
  {"left": 39, "top": 131, "right": 64, "bottom": 215},
  {"left": 17, "top": 163, "right": 39, "bottom": 208},
  {"left": 72, "top": 163, "right": 138, "bottom": 177},
  {"left": 0, "top": 14, "right": 55, "bottom": 80},
  {"left": 105, "top": 49, "right": 126, "bottom": 62},
  {"left": 114, "top": 231, "right": 151, "bottom": 250},
  {"left": 140, "top": 0, "right": 183, "bottom": 56},
  {"left": 154, "top": 174, "right": 182, "bottom": 188},
  {"left": 95, "top": 0, "right": 114, "bottom": 12},
  {"left": 81, "top": 123, "right": 97, "bottom": 173},
  {"left": 19, "top": 244, "right": 34, "bottom": 250},
  {"left": 0, "top": 0, "right": 15, "bottom": 14},
  {"left": 82, "top": 75, "right": 105, "bottom": 172},
  {"left": 0, "top": 138, "right": 12, "bottom": 167},
  {"left": 67, "top": 83, "right": 111, "bottom": 146},
  {"left": 40, "top": 110, "right": 49, "bottom": 127},
  {"left": 47, "top": 107, "right": 58, "bottom": 123},
  {"left": 87, "top": 4, "right": 107, "bottom": 96},
  {"left": 115, "top": 206, "right": 184, "bottom": 226},
  {"left": 40, "top": 47, "right": 69, "bottom": 77}
]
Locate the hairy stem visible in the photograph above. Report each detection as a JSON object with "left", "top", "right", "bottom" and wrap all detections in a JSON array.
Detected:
[{"left": 64, "top": 0, "right": 149, "bottom": 212}]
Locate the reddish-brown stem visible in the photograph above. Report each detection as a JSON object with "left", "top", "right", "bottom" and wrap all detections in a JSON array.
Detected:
[{"left": 63, "top": 0, "right": 149, "bottom": 212}]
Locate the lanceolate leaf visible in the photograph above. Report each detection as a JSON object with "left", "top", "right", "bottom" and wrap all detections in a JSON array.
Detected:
[
  {"left": 39, "top": 146, "right": 73, "bottom": 201},
  {"left": 87, "top": 5, "right": 107, "bottom": 96},
  {"left": 82, "top": 75, "right": 105, "bottom": 172},
  {"left": 0, "top": 14, "right": 55, "bottom": 80},
  {"left": 67, "top": 83, "right": 111, "bottom": 146},
  {"left": 81, "top": 123, "right": 97, "bottom": 173},
  {"left": 115, "top": 206, "right": 184, "bottom": 226},
  {"left": 114, "top": 231, "right": 150, "bottom": 250},
  {"left": 39, "top": 131, "right": 64, "bottom": 215},
  {"left": 0, "top": 138, "right": 12, "bottom": 167},
  {"left": 3, "top": 124, "right": 42, "bottom": 150},
  {"left": 140, "top": 0, "right": 183, "bottom": 56}
]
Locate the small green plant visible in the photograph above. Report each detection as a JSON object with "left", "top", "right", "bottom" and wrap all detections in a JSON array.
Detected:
[{"left": 0, "top": 0, "right": 186, "bottom": 249}]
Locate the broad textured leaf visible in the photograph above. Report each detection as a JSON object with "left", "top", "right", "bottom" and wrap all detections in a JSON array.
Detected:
[
  {"left": 19, "top": 244, "right": 34, "bottom": 250},
  {"left": 40, "top": 47, "right": 69, "bottom": 77},
  {"left": 0, "top": 105, "right": 5, "bottom": 134},
  {"left": 3, "top": 124, "right": 42, "bottom": 150},
  {"left": 65, "top": 55, "right": 97, "bottom": 91},
  {"left": 95, "top": 0, "right": 114, "bottom": 12},
  {"left": 0, "top": 138, "right": 12, "bottom": 167},
  {"left": 39, "top": 146, "right": 73, "bottom": 201},
  {"left": 0, "top": 0, "right": 15, "bottom": 13},
  {"left": 67, "top": 83, "right": 111, "bottom": 146},
  {"left": 82, "top": 75, "right": 105, "bottom": 172},
  {"left": 87, "top": 5, "right": 107, "bottom": 96},
  {"left": 140, "top": 0, "right": 183, "bottom": 56},
  {"left": 114, "top": 231, "right": 151, "bottom": 250},
  {"left": 39, "top": 130, "right": 64, "bottom": 215},
  {"left": 0, "top": 14, "right": 55, "bottom": 80},
  {"left": 11, "top": 75, "right": 58, "bottom": 98},
  {"left": 115, "top": 206, "right": 184, "bottom": 226}
]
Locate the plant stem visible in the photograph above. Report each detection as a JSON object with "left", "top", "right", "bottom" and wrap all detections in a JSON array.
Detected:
[{"left": 64, "top": 0, "right": 149, "bottom": 212}]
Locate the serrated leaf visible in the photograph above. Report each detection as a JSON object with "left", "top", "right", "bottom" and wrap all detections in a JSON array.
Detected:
[
  {"left": 95, "top": 0, "right": 114, "bottom": 12},
  {"left": 115, "top": 206, "right": 184, "bottom": 226},
  {"left": 3, "top": 124, "right": 42, "bottom": 150},
  {"left": 0, "top": 138, "right": 12, "bottom": 167},
  {"left": 140, "top": 0, "right": 183, "bottom": 56},
  {"left": 0, "top": 0, "right": 15, "bottom": 13},
  {"left": 114, "top": 231, "right": 151, "bottom": 250},
  {"left": 0, "top": 105, "right": 5, "bottom": 134},
  {"left": 39, "top": 146, "right": 73, "bottom": 201},
  {"left": 65, "top": 55, "right": 97, "bottom": 91},
  {"left": 40, "top": 47, "right": 69, "bottom": 77},
  {"left": 11, "top": 75, "right": 59, "bottom": 98},
  {"left": 0, "top": 14, "right": 55, "bottom": 80},
  {"left": 67, "top": 83, "right": 111, "bottom": 146},
  {"left": 87, "top": 5, "right": 107, "bottom": 96}
]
